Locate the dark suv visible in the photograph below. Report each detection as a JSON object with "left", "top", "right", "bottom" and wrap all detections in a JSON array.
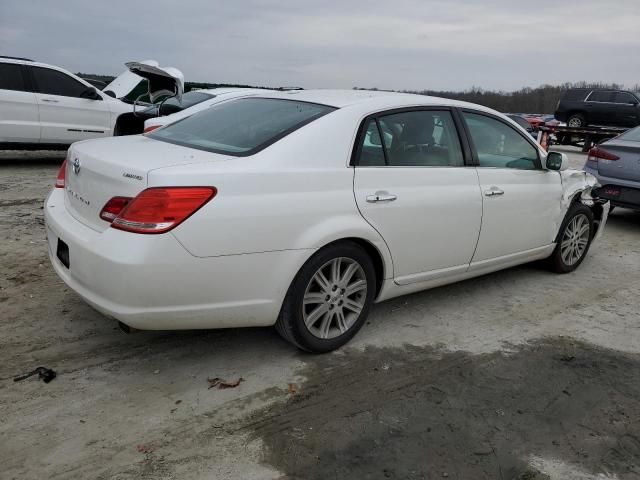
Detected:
[{"left": 555, "top": 88, "right": 640, "bottom": 128}]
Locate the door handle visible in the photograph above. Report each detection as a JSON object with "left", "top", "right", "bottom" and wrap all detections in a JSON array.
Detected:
[
  {"left": 41, "top": 98, "right": 59, "bottom": 103},
  {"left": 484, "top": 187, "right": 504, "bottom": 197},
  {"left": 366, "top": 192, "right": 397, "bottom": 203}
]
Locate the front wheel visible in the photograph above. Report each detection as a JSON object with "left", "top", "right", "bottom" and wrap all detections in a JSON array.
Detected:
[
  {"left": 548, "top": 203, "right": 594, "bottom": 273},
  {"left": 276, "top": 242, "right": 376, "bottom": 352},
  {"left": 567, "top": 113, "right": 586, "bottom": 128}
]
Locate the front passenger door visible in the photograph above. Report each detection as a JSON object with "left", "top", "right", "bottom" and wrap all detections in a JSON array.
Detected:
[
  {"left": 461, "top": 111, "right": 563, "bottom": 265},
  {"left": 30, "top": 66, "right": 111, "bottom": 144},
  {"left": 353, "top": 108, "right": 482, "bottom": 285}
]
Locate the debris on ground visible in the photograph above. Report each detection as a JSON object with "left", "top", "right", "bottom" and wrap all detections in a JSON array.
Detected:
[
  {"left": 207, "top": 377, "right": 244, "bottom": 389},
  {"left": 136, "top": 444, "right": 153, "bottom": 454},
  {"left": 13, "top": 366, "right": 56, "bottom": 384},
  {"left": 288, "top": 383, "right": 298, "bottom": 395},
  {"left": 175, "top": 400, "right": 182, "bottom": 405}
]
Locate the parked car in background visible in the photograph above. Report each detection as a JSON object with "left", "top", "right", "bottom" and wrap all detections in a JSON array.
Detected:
[
  {"left": 0, "top": 56, "right": 183, "bottom": 148},
  {"left": 555, "top": 88, "right": 640, "bottom": 128},
  {"left": 45, "top": 90, "right": 609, "bottom": 352},
  {"left": 0, "top": 56, "right": 131, "bottom": 148},
  {"left": 585, "top": 125, "right": 640, "bottom": 211},
  {"left": 524, "top": 114, "right": 545, "bottom": 130},
  {"left": 506, "top": 114, "right": 537, "bottom": 138},
  {"left": 141, "top": 88, "right": 274, "bottom": 133}
]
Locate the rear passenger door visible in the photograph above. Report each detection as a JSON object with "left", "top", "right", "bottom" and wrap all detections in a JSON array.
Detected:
[
  {"left": 353, "top": 108, "right": 483, "bottom": 285},
  {"left": 612, "top": 92, "right": 640, "bottom": 127},
  {"left": 460, "top": 111, "right": 563, "bottom": 265},
  {"left": 29, "top": 66, "right": 111, "bottom": 143},
  {"left": 0, "top": 62, "right": 40, "bottom": 143}
]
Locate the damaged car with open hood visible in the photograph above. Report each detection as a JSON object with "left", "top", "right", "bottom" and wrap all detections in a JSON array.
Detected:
[{"left": 0, "top": 57, "right": 184, "bottom": 147}]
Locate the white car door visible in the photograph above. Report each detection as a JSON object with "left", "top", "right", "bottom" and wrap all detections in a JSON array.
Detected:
[
  {"left": 353, "top": 108, "right": 483, "bottom": 285},
  {"left": 460, "top": 110, "right": 563, "bottom": 265},
  {"left": 0, "top": 62, "right": 40, "bottom": 143},
  {"left": 30, "top": 66, "right": 111, "bottom": 144}
]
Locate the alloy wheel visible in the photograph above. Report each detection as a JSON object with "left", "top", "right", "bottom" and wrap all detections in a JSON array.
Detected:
[
  {"left": 302, "top": 257, "right": 368, "bottom": 339},
  {"left": 560, "top": 213, "right": 590, "bottom": 266}
]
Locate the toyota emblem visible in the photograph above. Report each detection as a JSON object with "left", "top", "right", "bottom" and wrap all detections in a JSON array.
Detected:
[{"left": 73, "top": 157, "right": 81, "bottom": 175}]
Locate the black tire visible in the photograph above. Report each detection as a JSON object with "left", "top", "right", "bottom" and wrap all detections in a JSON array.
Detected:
[
  {"left": 567, "top": 113, "right": 586, "bottom": 128},
  {"left": 547, "top": 203, "right": 594, "bottom": 273},
  {"left": 275, "top": 241, "right": 376, "bottom": 353}
]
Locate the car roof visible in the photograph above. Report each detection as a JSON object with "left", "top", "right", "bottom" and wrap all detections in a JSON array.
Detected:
[{"left": 246, "top": 89, "right": 498, "bottom": 114}]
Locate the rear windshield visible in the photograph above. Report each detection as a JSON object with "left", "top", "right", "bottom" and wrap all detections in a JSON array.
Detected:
[
  {"left": 149, "top": 98, "right": 336, "bottom": 156},
  {"left": 619, "top": 126, "right": 640, "bottom": 142}
]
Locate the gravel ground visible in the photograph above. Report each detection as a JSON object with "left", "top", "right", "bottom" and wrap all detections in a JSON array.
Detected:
[{"left": 1, "top": 146, "right": 639, "bottom": 479}]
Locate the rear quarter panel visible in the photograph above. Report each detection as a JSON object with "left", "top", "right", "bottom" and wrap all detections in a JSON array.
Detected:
[{"left": 149, "top": 109, "right": 392, "bottom": 273}]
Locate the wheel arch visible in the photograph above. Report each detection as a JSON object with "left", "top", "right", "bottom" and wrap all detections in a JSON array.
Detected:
[
  {"left": 293, "top": 235, "right": 391, "bottom": 300},
  {"left": 567, "top": 110, "right": 588, "bottom": 123}
]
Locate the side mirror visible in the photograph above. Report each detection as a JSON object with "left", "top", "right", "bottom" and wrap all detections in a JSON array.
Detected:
[
  {"left": 80, "top": 87, "right": 102, "bottom": 100},
  {"left": 546, "top": 151, "right": 569, "bottom": 171}
]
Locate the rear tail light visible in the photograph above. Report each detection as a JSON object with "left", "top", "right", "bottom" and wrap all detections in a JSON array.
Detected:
[
  {"left": 143, "top": 124, "right": 161, "bottom": 134},
  {"left": 587, "top": 147, "right": 620, "bottom": 163},
  {"left": 105, "top": 187, "right": 216, "bottom": 234},
  {"left": 100, "top": 196, "right": 132, "bottom": 222},
  {"left": 55, "top": 158, "right": 67, "bottom": 188}
]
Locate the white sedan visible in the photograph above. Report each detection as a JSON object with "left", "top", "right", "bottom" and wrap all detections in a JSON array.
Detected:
[{"left": 45, "top": 90, "right": 609, "bottom": 352}]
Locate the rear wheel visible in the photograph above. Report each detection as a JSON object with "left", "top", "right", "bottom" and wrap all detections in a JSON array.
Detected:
[
  {"left": 276, "top": 242, "right": 376, "bottom": 352},
  {"left": 567, "top": 113, "right": 586, "bottom": 128},
  {"left": 548, "top": 203, "right": 594, "bottom": 273}
]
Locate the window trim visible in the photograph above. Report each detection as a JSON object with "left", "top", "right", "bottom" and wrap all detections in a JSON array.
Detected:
[
  {"left": 350, "top": 106, "right": 472, "bottom": 168},
  {"left": 458, "top": 108, "right": 543, "bottom": 170}
]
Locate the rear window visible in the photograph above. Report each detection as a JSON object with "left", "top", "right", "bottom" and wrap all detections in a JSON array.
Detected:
[
  {"left": 619, "top": 127, "right": 640, "bottom": 142},
  {"left": 149, "top": 98, "right": 336, "bottom": 156}
]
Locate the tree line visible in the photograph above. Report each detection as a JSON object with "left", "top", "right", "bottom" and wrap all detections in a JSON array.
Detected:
[
  {"left": 358, "top": 82, "right": 640, "bottom": 114},
  {"left": 78, "top": 72, "right": 639, "bottom": 115}
]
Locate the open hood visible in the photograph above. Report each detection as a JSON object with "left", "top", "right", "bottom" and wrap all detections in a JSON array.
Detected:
[{"left": 103, "top": 60, "right": 184, "bottom": 104}]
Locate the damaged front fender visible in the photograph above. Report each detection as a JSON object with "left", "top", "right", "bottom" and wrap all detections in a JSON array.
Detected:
[{"left": 560, "top": 169, "right": 610, "bottom": 242}]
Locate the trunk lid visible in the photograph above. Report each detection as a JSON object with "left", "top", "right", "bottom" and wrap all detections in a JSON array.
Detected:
[
  {"left": 64, "top": 136, "right": 230, "bottom": 232},
  {"left": 596, "top": 140, "right": 640, "bottom": 181},
  {"left": 103, "top": 60, "right": 184, "bottom": 104}
]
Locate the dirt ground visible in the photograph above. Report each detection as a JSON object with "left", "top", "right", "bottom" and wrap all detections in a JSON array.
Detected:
[{"left": 1, "top": 146, "right": 639, "bottom": 479}]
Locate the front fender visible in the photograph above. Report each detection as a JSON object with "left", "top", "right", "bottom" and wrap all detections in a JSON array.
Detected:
[{"left": 558, "top": 169, "right": 609, "bottom": 242}]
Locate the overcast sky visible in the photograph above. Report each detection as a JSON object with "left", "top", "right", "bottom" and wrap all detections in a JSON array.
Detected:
[{"left": 1, "top": 0, "right": 639, "bottom": 91}]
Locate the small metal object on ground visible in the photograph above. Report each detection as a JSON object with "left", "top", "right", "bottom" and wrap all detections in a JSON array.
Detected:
[{"left": 13, "top": 367, "right": 57, "bottom": 384}]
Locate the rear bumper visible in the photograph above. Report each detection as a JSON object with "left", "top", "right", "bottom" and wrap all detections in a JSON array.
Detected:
[
  {"left": 45, "top": 188, "right": 312, "bottom": 330},
  {"left": 584, "top": 167, "right": 640, "bottom": 208}
]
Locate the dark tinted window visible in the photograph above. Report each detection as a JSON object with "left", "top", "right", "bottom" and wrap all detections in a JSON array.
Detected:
[
  {"left": 358, "top": 110, "right": 463, "bottom": 167},
  {"left": 587, "top": 91, "right": 614, "bottom": 102},
  {"left": 613, "top": 92, "right": 637, "bottom": 104},
  {"left": 150, "top": 98, "right": 335, "bottom": 156},
  {"left": 358, "top": 120, "right": 386, "bottom": 166},
  {"left": 32, "top": 67, "right": 89, "bottom": 97},
  {"left": 562, "top": 89, "right": 590, "bottom": 101},
  {"left": 0, "top": 62, "right": 27, "bottom": 91},
  {"left": 463, "top": 112, "right": 538, "bottom": 170}
]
